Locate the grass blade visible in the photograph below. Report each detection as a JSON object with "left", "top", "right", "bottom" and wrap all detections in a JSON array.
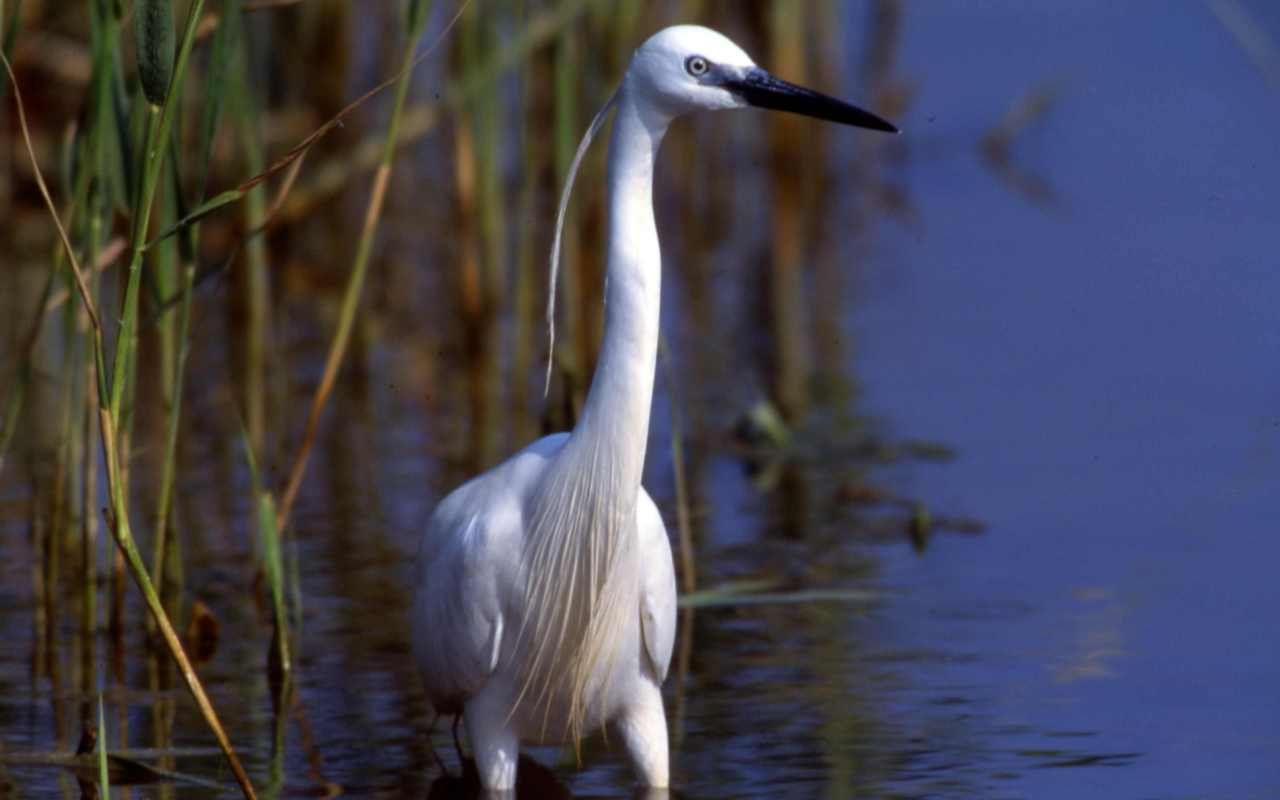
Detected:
[
  {"left": 237, "top": 416, "right": 290, "bottom": 676},
  {"left": 97, "top": 694, "right": 109, "bottom": 797}
]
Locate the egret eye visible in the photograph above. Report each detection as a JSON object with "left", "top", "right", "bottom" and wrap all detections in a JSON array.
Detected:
[{"left": 685, "top": 55, "right": 709, "bottom": 77}]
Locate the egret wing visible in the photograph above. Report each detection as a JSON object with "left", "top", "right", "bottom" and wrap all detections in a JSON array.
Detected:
[
  {"left": 637, "top": 491, "right": 677, "bottom": 683},
  {"left": 413, "top": 492, "right": 518, "bottom": 711},
  {"left": 412, "top": 435, "right": 567, "bottom": 712}
]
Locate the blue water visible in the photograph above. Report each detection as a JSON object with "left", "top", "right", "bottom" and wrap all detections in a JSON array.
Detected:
[{"left": 854, "top": 3, "right": 1279, "bottom": 797}]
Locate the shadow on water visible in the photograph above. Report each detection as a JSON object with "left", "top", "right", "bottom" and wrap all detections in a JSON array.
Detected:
[
  {"left": 427, "top": 754, "right": 572, "bottom": 799},
  {"left": 4, "top": 0, "right": 1277, "bottom": 798}
]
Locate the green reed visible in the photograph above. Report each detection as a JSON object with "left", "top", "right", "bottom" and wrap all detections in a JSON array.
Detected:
[
  {"left": 105, "top": 0, "right": 259, "bottom": 791},
  {"left": 150, "top": 0, "right": 240, "bottom": 614},
  {"left": 152, "top": 0, "right": 243, "bottom": 611},
  {"left": 149, "top": 173, "right": 196, "bottom": 620},
  {"left": 97, "top": 694, "right": 109, "bottom": 796},
  {"left": 659, "top": 337, "right": 697, "bottom": 595},
  {"left": 4, "top": 0, "right": 257, "bottom": 794}
]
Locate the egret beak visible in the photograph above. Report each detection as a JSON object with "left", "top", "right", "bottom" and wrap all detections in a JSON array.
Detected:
[{"left": 724, "top": 67, "right": 898, "bottom": 133}]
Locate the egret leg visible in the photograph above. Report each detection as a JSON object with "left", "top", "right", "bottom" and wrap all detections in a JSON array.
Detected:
[
  {"left": 463, "top": 686, "right": 519, "bottom": 791},
  {"left": 615, "top": 679, "right": 669, "bottom": 788},
  {"left": 424, "top": 712, "right": 447, "bottom": 775},
  {"left": 451, "top": 714, "right": 464, "bottom": 762}
]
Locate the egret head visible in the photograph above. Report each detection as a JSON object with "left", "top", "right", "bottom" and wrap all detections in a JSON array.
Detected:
[
  {"left": 627, "top": 25, "right": 898, "bottom": 132},
  {"left": 543, "top": 26, "right": 896, "bottom": 395}
]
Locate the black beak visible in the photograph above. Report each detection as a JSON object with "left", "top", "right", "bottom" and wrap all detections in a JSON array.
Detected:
[{"left": 724, "top": 67, "right": 898, "bottom": 133}]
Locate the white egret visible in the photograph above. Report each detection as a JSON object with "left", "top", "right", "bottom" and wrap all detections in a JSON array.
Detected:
[{"left": 413, "top": 24, "right": 896, "bottom": 792}]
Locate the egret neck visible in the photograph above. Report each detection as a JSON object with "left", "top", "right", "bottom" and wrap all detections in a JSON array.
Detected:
[{"left": 558, "top": 84, "right": 670, "bottom": 506}]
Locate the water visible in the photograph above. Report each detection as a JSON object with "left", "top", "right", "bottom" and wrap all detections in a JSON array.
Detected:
[
  {"left": 854, "top": 3, "right": 1280, "bottom": 798},
  {"left": 2, "top": 2, "right": 1278, "bottom": 798}
]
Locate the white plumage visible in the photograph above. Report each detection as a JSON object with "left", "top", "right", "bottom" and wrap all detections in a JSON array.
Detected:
[{"left": 412, "top": 24, "right": 896, "bottom": 792}]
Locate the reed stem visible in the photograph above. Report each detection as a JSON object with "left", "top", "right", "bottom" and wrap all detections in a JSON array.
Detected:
[
  {"left": 659, "top": 337, "right": 696, "bottom": 594},
  {"left": 1, "top": 5, "right": 258, "bottom": 794}
]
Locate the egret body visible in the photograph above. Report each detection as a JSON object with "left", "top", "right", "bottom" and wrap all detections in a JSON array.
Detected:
[{"left": 413, "top": 24, "right": 896, "bottom": 792}]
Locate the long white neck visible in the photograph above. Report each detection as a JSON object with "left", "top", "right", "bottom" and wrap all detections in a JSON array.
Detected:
[
  {"left": 558, "top": 85, "right": 670, "bottom": 499},
  {"left": 516, "top": 85, "right": 672, "bottom": 738}
]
